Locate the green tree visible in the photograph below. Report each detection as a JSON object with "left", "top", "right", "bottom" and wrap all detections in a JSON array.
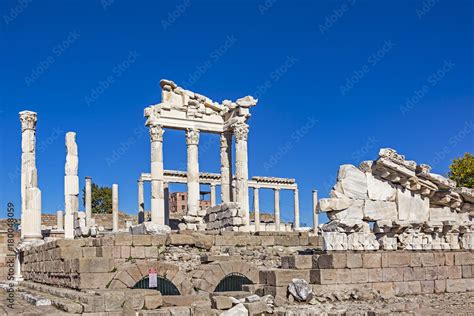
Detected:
[
  {"left": 82, "top": 183, "right": 112, "bottom": 214},
  {"left": 448, "top": 153, "right": 474, "bottom": 188}
]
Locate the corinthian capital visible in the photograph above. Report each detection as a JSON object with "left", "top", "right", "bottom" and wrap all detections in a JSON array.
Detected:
[
  {"left": 149, "top": 124, "right": 164, "bottom": 142},
  {"left": 19, "top": 110, "right": 37, "bottom": 132},
  {"left": 186, "top": 128, "right": 200, "bottom": 145},
  {"left": 233, "top": 123, "right": 249, "bottom": 142},
  {"left": 220, "top": 131, "right": 232, "bottom": 149}
]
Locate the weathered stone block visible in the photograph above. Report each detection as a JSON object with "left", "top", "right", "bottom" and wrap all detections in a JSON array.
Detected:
[
  {"left": 446, "top": 279, "right": 466, "bottom": 293},
  {"left": 382, "top": 268, "right": 404, "bottom": 282},
  {"left": 266, "top": 269, "right": 310, "bottom": 286},
  {"left": 368, "top": 268, "right": 383, "bottom": 282},
  {"left": 131, "top": 246, "right": 145, "bottom": 259},
  {"left": 281, "top": 256, "right": 312, "bottom": 270},
  {"left": 462, "top": 265, "right": 473, "bottom": 278},
  {"left": 144, "top": 293, "right": 163, "bottom": 310},
  {"left": 317, "top": 253, "right": 346, "bottom": 269},
  {"left": 310, "top": 269, "right": 340, "bottom": 285},
  {"left": 420, "top": 253, "right": 435, "bottom": 267},
  {"left": 79, "top": 272, "right": 115, "bottom": 289},
  {"left": 151, "top": 235, "right": 167, "bottom": 246},
  {"left": 211, "top": 296, "right": 233, "bottom": 310},
  {"left": 243, "top": 300, "right": 268, "bottom": 316},
  {"left": 115, "top": 234, "right": 132, "bottom": 246},
  {"left": 393, "top": 281, "right": 421, "bottom": 296},
  {"left": 346, "top": 253, "right": 362, "bottom": 268},
  {"left": 351, "top": 268, "right": 369, "bottom": 283},
  {"left": 362, "top": 253, "right": 381, "bottom": 268},
  {"left": 168, "top": 233, "right": 196, "bottom": 246},
  {"left": 78, "top": 258, "right": 114, "bottom": 273},
  {"left": 121, "top": 246, "right": 131, "bottom": 259},
  {"left": 446, "top": 266, "right": 462, "bottom": 279},
  {"left": 421, "top": 280, "right": 434, "bottom": 294},
  {"left": 385, "top": 252, "right": 410, "bottom": 268},
  {"left": 132, "top": 235, "right": 152, "bottom": 246},
  {"left": 445, "top": 253, "right": 454, "bottom": 266},
  {"left": 434, "top": 279, "right": 446, "bottom": 293}
]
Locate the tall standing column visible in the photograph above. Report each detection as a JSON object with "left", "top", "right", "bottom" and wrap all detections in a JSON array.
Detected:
[
  {"left": 137, "top": 180, "right": 145, "bottom": 223},
  {"left": 294, "top": 188, "right": 300, "bottom": 230},
  {"left": 112, "top": 184, "right": 119, "bottom": 232},
  {"left": 148, "top": 124, "right": 165, "bottom": 225},
  {"left": 210, "top": 184, "right": 217, "bottom": 207},
  {"left": 64, "top": 132, "right": 79, "bottom": 240},
  {"left": 312, "top": 190, "right": 319, "bottom": 233},
  {"left": 220, "top": 132, "right": 233, "bottom": 203},
  {"left": 253, "top": 187, "right": 260, "bottom": 232},
  {"left": 164, "top": 182, "right": 170, "bottom": 225},
  {"left": 186, "top": 128, "right": 200, "bottom": 218},
  {"left": 19, "top": 111, "right": 42, "bottom": 240},
  {"left": 274, "top": 188, "right": 280, "bottom": 232},
  {"left": 234, "top": 123, "right": 250, "bottom": 227},
  {"left": 85, "top": 176, "right": 92, "bottom": 226}
]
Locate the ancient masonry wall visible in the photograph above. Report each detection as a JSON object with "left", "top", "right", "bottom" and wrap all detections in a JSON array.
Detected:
[
  {"left": 21, "top": 232, "right": 321, "bottom": 290},
  {"left": 259, "top": 251, "right": 474, "bottom": 298},
  {"left": 320, "top": 148, "right": 474, "bottom": 251},
  {"left": 0, "top": 231, "right": 20, "bottom": 281}
]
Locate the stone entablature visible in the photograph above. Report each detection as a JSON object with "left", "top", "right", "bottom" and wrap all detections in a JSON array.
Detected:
[{"left": 319, "top": 148, "right": 474, "bottom": 251}]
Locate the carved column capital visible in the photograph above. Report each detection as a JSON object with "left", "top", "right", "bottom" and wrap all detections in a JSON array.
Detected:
[
  {"left": 220, "top": 131, "right": 232, "bottom": 148},
  {"left": 19, "top": 111, "right": 37, "bottom": 132},
  {"left": 233, "top": 123, "right": 249, "bottom": 142},
  {"left": 149, "top": 124, "right": 164, "bottom": 142},
  {"left": 186, "top": 128, "right": 200, "bottom": 145}
]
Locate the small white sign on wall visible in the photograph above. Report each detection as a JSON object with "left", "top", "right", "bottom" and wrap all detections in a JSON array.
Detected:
[{"left": 148, "top": 268, "right": 157, "bottom": 288}]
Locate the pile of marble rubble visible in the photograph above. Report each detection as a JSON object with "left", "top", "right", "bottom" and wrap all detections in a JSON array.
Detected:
[
  {"left": 320, "top": 148, "right": 474, "bottom": 251},
  {"left": 205, "top": 202, "right": 246, "bottom": 232}
]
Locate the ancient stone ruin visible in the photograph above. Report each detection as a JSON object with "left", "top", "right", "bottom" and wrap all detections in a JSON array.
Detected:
[
  {"left": 320, "top": 148, "right": 474, "bottom": 251},
  {"left": 3, "top": 80, "right": 473, "bottom": 315}
]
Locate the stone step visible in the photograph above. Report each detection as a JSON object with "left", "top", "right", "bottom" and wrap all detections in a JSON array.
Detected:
[
  {"left": 18, "top": 291, "right": 52, "bottom": 306},
  {"left": 17, "top": 286, "right": 84, "bottom": 314}
]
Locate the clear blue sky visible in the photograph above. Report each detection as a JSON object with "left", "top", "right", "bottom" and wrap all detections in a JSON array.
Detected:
[{"left": 1, "top": 0, "right": 473, "bottom": 226}]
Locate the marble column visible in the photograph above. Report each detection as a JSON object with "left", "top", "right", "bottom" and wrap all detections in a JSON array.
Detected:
[
  {"left": 85, "top": 176, "right": 92, "bottom": 226},
  {"left": 210, "top": 184, "right": 217, "bottom": 207},
  {"left": 148, "top": 124, "right": 165, "bottom": 225},
  {"left": 19, "top": 111, "right": 42, "bottom": 240},
  {"left": 274, "top": 188, "right": 280, "bottom": 232},
  {"left": 293, "top": 188, "right": 300, "bottom": 230},
  {"left": 186, "top": 128, "right": 200, "bottom": 217},
  {"left": 253, "top": 187, "right": 260, "bottom": 232},
  {"left": 64, "top": 132, "right": 79, "bottom": 240},
  {"left": 234, "top": 123, "right": 250, "bottom": 227},
  {"left": 112, "top": 184, "right": 119, "bottom": 232},
  {"left": 312, "top": 190, "right": 319, "bottom": 233},
  {"left": 220, "top": 132, "right": 233, "bottom": 203},
  {"left": 164, "top": 182, "right": 170, "bottom": 225},
  {"left": 14, "top": 252, "right": 23, "bottom": 282},
  {"left": 137, "top": 180, "right": 145, "bottom": 224},
  {"left": 56, "top": 210, "right": 64, "bottom": 230}
]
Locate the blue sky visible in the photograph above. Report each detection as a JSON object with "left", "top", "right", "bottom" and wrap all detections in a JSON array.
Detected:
[{"left": 0, "top": 0, "right": 473, "bottom": 226}]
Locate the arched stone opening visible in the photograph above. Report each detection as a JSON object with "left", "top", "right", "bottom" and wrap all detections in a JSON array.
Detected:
[
  {"left": 133, "top": 276, "right": 180, "bottom": 295},
  {"left": 214, "top": 272, "right": 253, "bottom": 292}
]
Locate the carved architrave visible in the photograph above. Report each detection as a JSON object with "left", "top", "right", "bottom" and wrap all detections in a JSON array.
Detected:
[
  {"left": 233, "top": 123, "right": 249, "bottom": 142},
  {"left": 19, "top": 111, "right": 37, "bottom": 132},
  {"left": 149, "top": 125, "right": 164, "bottom": 142},
  {"left": 186, "top": 128, "right": 200, "bottom": 146}
]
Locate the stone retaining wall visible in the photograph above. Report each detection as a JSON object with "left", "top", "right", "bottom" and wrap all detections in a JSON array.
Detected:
[
  {"left": 21, "top": 231, "right": 322, "bottom": 291},
  {"left": 0, "top": 230, "right": 20, "bottom": 282},
  {"left": 258, "top": 251, "right": 474, "bottom": 299}
]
